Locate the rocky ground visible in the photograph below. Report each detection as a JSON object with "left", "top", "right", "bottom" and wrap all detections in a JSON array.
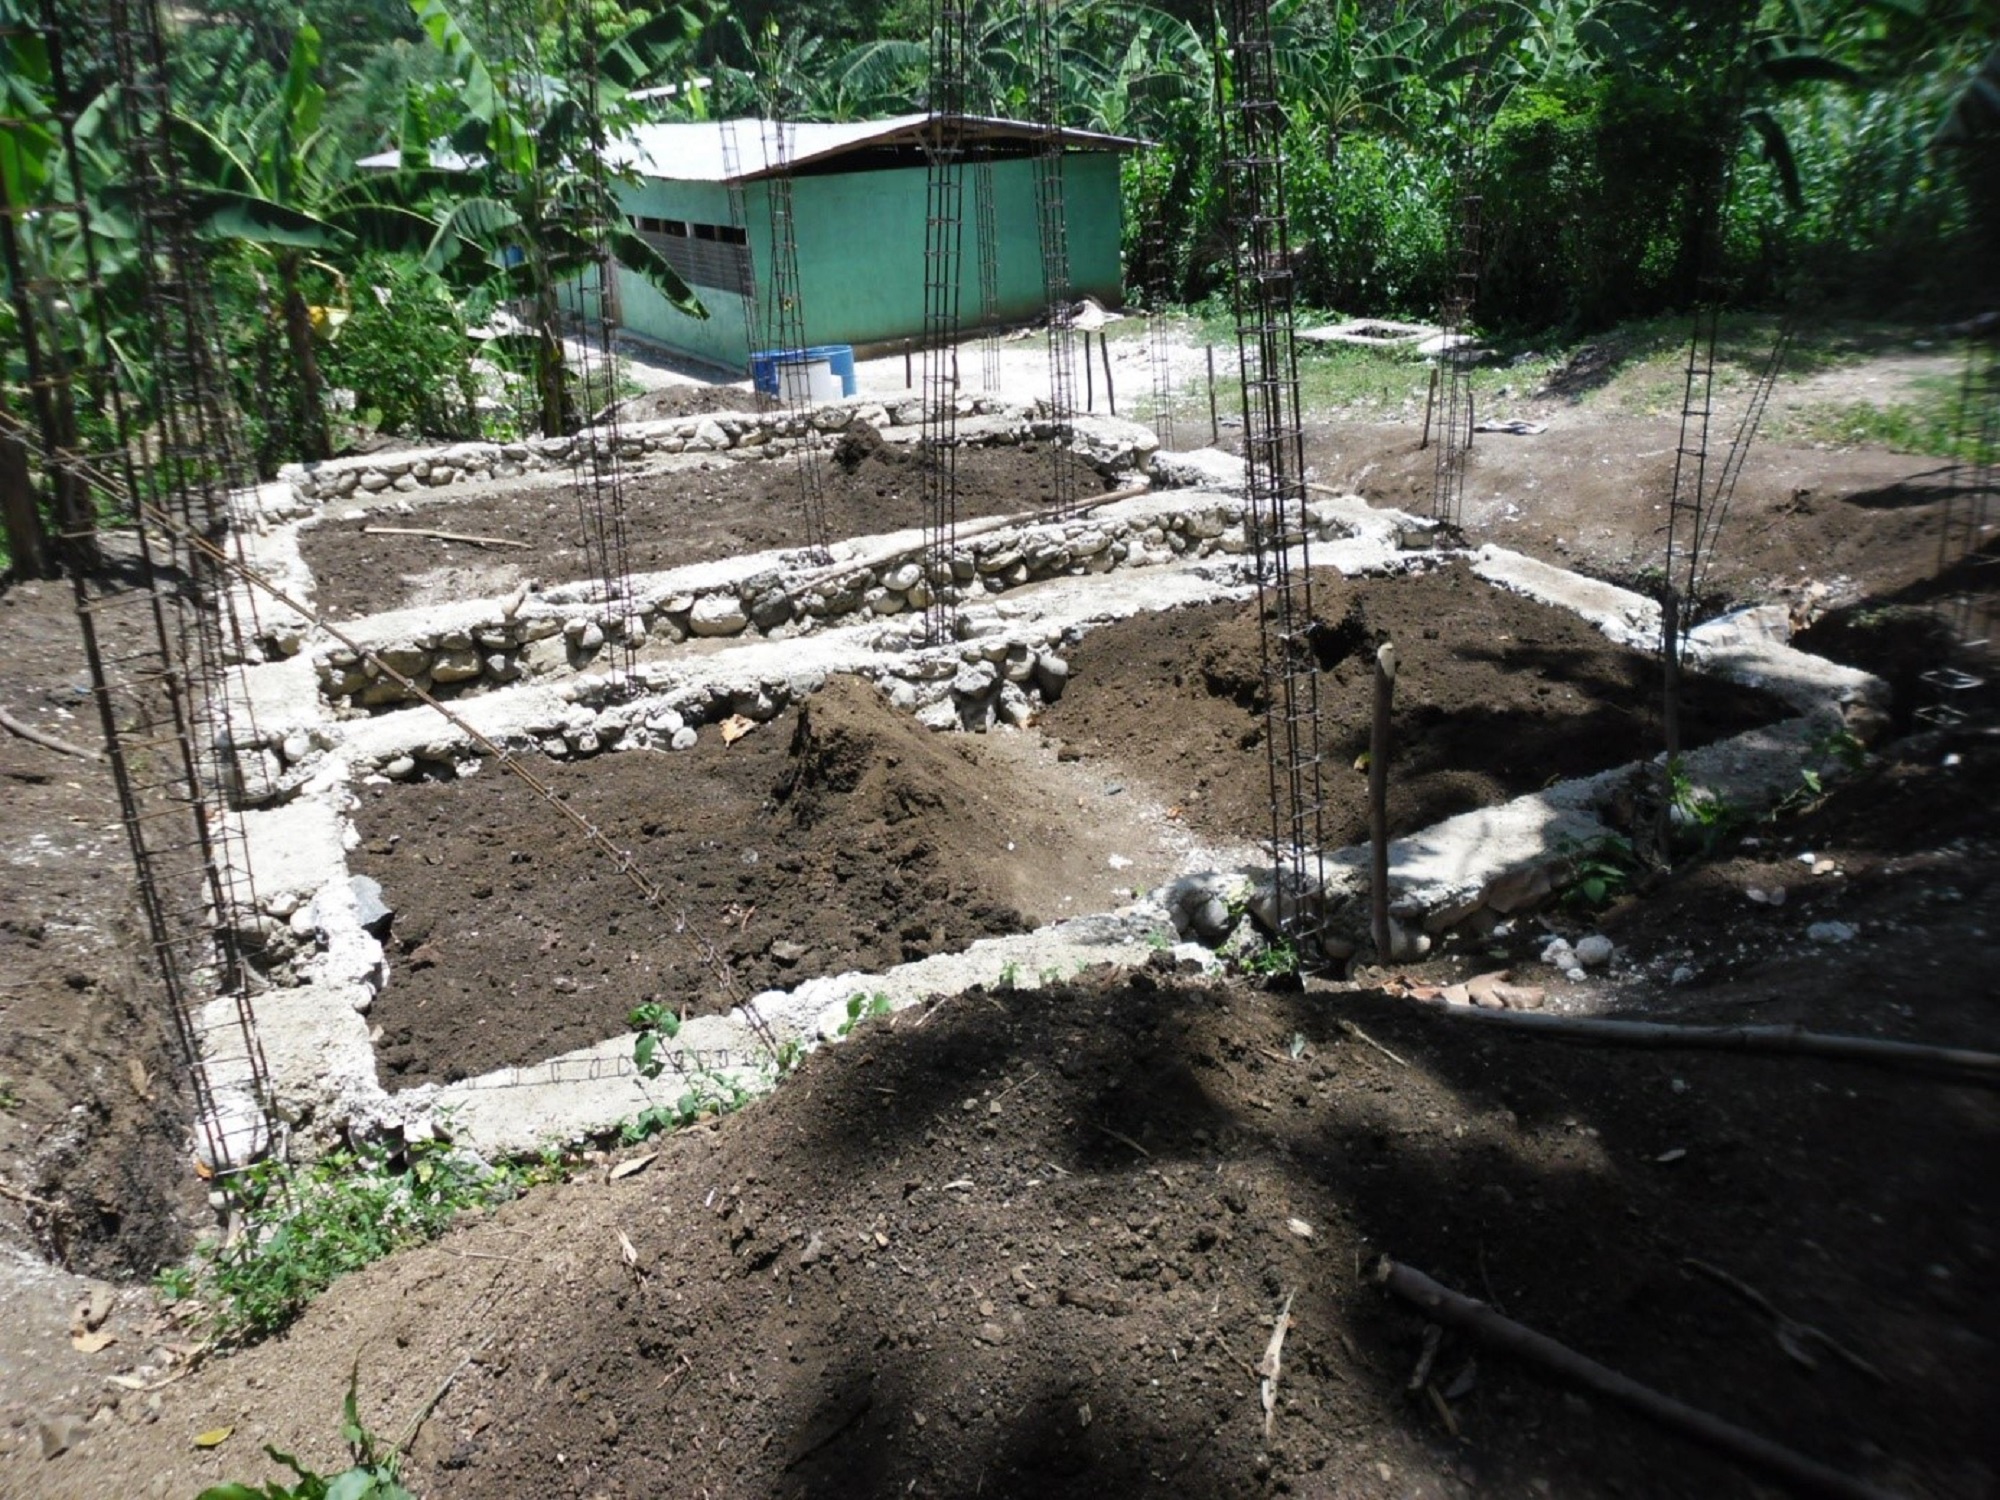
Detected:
[{"left": 1, "top": 325, "right": 1995, "bottom": 1498}]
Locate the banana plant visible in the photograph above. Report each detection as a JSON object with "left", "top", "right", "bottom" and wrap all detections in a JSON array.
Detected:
[{"left": 410, "top": 0, "right": 707, "bottom": 436}]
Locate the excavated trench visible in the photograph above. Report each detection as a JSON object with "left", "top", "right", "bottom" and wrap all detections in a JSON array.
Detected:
[{"left": 208, "top": 400, "right": 1883, "bottom": 1154}]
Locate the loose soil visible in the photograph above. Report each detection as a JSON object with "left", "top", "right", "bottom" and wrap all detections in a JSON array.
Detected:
[
  {"left": 41, "top": 729, "right": 1997, "bottom": 1500},
  {"left": 299, "top": 427, "right": 1108, "bottom": 620},
  {"left": 1041, "top": 562, "right": 1787, "bottom": 851},
  {"left": 356, "top": 676, "right": 1176, "bottom": 1086},
  {"left": 7, "top": 340, "right": 1998, "bottom": 1497}
]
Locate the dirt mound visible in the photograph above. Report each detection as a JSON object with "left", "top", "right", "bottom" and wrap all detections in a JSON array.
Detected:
[
  {"left": 357, "top": 680, "right": 1033, "bottom": 1084},
  {"left": 1041, "top": 563, "right": 1788, "bottom": 850}
]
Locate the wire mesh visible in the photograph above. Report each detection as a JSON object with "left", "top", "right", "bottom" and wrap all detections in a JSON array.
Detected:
[
  {"left": 760, "top": 108, "right": 833, "bottom": 560},
  {"left": 1428, "top": 191, "right": 1482, "bottom": 531},
  {"left": 1219, "top": 0, "right": 1326, "bottom": 954}
]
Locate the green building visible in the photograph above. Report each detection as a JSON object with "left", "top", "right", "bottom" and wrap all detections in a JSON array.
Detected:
[{"left": 605, "top": 114, "right": 1139, "bottom": 374}]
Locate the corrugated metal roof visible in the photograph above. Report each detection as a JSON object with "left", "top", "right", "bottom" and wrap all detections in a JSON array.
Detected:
[
  {"left": 361, "top": 113, "right": 1139, "bottom": 179},
  {"left": 613, "top": 113, "right": 1139, "bottom": 182}
]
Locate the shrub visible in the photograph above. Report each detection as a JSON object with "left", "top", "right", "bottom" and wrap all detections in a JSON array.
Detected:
[{"left": 325, "top": 255, "right": 479, "bottom": 440}]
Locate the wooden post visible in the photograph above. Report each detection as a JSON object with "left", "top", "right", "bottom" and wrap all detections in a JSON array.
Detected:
[
  {"left": 1370, "top": 642, "right": 1397, "bottom": 960},
  {"left": 1206, "top": 344, "right": 1219, "bottom": 443},
  {"left": 1083, "top": 330, "right": 1094, "bottom": 411},
  {"left": 1100, "top": 330, "right": 1116, "bottom": 416},
  {"left": 1420, "top": 366, "right": 1439, "bottom": 450},
  {"left": 903, "top": 338, "right": 913, "bottom": 391}
]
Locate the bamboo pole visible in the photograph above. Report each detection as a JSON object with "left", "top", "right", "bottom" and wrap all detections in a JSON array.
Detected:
[
  {"left": 1407, "top": 1001, "right": 2000, "bottom": 1086},
  {"left": 1376, "top": 1259, "right": 1904, "bottom": 1500},
  {"left": 1206, "top": 344, "right": 1219, "bottom": 442}
]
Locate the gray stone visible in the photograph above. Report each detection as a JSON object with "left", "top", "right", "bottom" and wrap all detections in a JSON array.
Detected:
[
  {"left": 1190, "top": 895, "right": 1236, "bottom": 945},
  {"left": 688, "top": 595, "right": 748, "bottom": 637},
  {"left": 952, "top": 661, "right": 998, "bottom": 698},
  {"left": 693, "top": 418, "right": 731, "bottom": 450},
  {"left": 431, "top": 647, "right": 482, "bottom": 684},
  {"left": 383, "top": 755, "right": 417, "bottom": 780},
  {"left": 866, "top": 587, "right": 904, "bottom": 616},
  {"left": 281, "top": 730, "right": 312, "bottom": 765},
  {"left": 748, "top": 589, "right": 792, "bottom": 631},
  {"left": 350, "top": 874, "right": 393, "bottom": 936},
  {"left": 358, "top": 469, "right": 391, "bottom": 492},
  {"left": 883, "top": 561, "right": 924, "bottom": 593},
  {"left": 669, "top": 726, "right": 698, "bottom": 751},
  {"left": 645, "top": 708, "right": 685, "bottom": 736},
  {"left": 1574, "top": 934, "right": 1615, "bottom": 968},
  {"left": 1032, "top": 653, "right": 1070, "bottom": 701},
  {"left": 1002, "top": 645, "right": 1038, "bottom": 683},
  {"left": 1807, "top": 920, "right": 1857, "bottom": 944}
]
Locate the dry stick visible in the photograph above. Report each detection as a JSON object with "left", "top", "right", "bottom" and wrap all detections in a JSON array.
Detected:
[
  {"left": 1100, "top": 331, "right": 1116, "bottom": 416},
  {"left": 1370, "top": 642, "right": 1397, "bottom": 959},
  {"left": 1408, "top": 1000, "right": 2000, "bottom": 1086},
  {"left": 0, "top": 705, "right": 104, "bottom": 762},
  {"left": 1420, "top": 365, "right": 1439, "bottom": 450},
  {"left": 13, "top": 421, "right": 758, "bottom": 1067},
  {"left": 1376, "top": 1258, "right": 1903, "bottom": 1500},
  {"left": 1083, "top": 330, "right": 1095, "bottom": 411},
  {"left": 361, "top": 525, "right": 532, "bottom": 550},
  {"left": 1337, "top": 1018, "right": 1407, "bottom": 1068},
  {"left": 395, "top": 1327, "right": 502, "bottom": 1457}
]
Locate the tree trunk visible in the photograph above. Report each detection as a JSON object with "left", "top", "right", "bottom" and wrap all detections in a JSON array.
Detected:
[
  {"left": 41, "top": 349, "right": 100, "bottom": 575},
  {"left": 532, "top": 269, "right": 570, "bottom": 438},
  {"left": 0, "top": 425, "right": 51, "bottom": 579},
  {"left": 280, "top": 255, "right": 331, "bottom": 461}
]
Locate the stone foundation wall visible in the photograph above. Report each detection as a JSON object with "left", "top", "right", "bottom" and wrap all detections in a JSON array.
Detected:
[
  {"left": 279, "top": 398, "right": 1162, "bottom": 511},
  {"left": 312, "top": 493, "right": 1350, "bottom": 715}
]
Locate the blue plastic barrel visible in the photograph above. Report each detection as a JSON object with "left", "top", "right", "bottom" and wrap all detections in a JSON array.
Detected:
[{"left": 750, "top": 345, "right": 857, "bottom": 398}]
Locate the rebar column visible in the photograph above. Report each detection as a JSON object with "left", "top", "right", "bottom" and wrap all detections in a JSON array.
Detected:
[
  {"left": 1428, "top": 190, "right": 1482, "bottom": 532},
  {"left": 6, "top": 0, "right": 279, "bottom": 1179},
  {"left": 918, "top": 0, "right": 973, "bottom": 645},
  {"left": 1219, "top": 0, "right": 1327, "bottom": 954},
  {"left": 761, "top": 107, "right": 832, "bottom": 560},
  {"left": 1029, "top": 0, "right": 1083, "bottom": 519}
]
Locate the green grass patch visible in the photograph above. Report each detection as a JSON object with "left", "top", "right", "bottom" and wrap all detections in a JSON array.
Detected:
[
  {"left": 1782, "top": 375, "right": 1989, "bottom": 461},
  {"left": 158, "top": 1138, "right": 528, "bottom": 1347}
]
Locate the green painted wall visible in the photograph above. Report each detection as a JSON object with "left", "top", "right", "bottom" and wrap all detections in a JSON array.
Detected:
[{"left": 611, "top": 151, "right": 1126, "bottom": 375}]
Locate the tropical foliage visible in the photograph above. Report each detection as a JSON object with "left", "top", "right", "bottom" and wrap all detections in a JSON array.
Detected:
[{"left": 3, "top": 0, "right": 1994, "bottom": 574}]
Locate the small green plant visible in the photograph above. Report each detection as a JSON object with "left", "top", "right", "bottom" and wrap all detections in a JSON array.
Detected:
[
  {"left": 1557, "top": 834, "right": 1642, "bottom": 911},
  {"left": 1240, "top": 940, "right": 1301, "bottom": 978},
  {"left": 996, "top": 960, "right": 1021, "bottom": 990},
  {"left": 0, "top": 1078, "right": 20, "bottom": 1110},
  {"left": 1145, "top": 928, "right": 1173, "bottom": 952},
  {"left": 1037, "top": 965, "right": 1065, "bottom": 987},
  {"left": 164, "top": 1140, "right": 520, "bottom": 1347},
  {"left": 1667, "top": 759, "right": 1748, "bottom": 857},
  {"left": 624, "top": 1002, "right": 760, "bottom": 1142},
  {"left": 836, "top": 991, "right": 893, "bottom": 1038},
  {"left": 197, "top": 1364, "right": 415, "bottom": 1499}
]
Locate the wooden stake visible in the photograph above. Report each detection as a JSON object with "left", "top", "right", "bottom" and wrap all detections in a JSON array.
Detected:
[
  {"left": 1100, "top": 329, "right": 1116, "bottom": 416},
  {"left": 1421, "top": 365, "right": 1439, "bottom": 450},
  {"left": 1206, "top": 343, "right": 1219, "bottom": 442},
  {"left": 1370, "top": 642, "right": 1397, "bottom": 959},
  {"left": 1376, "top": 1258, "right": 1904, "bottom": 1500},
  {"left": 362, "top": 525, "right": 532, "bottom": 550},
  {"left": 1659, "top": 587, "right": 1682, "bottom": 858},
  {"left": 1083, "top": 330, "right": 1094, "bottom": 411},
  {"left": 1405, "top": 1001, "right": 2000, "bottom": 1086}
]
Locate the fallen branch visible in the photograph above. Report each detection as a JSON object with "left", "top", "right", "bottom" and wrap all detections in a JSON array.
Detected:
[
  {"left": 362, "top": 525, "right": 532, "bottom": 550},
  {"left": 0, "top": 706, "right": 103, "bottom": 763},
  {"left": 1339, "top": 1018, "right": 1408, "bottom": 1068},
  {"left": 1091, "top": 1122, "right": 1152, "bottom": 1159},
  {"left": 1407, "top": 1002, "right": 2000, "bottom": 1087},
  {"left": 1376, "top": 1258, "right": 1904, "bottom": 1500}
]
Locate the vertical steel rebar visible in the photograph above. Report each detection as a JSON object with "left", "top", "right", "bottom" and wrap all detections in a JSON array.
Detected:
[
  {"left": 1030, "top": 0, "right": 1083, "bottom": 520},
  {"left": 918, "top": 0, "right": 973, "bottom": 645},
  {"left": 1220, "top": 0, "right": 1326, "bottom": 955}
]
